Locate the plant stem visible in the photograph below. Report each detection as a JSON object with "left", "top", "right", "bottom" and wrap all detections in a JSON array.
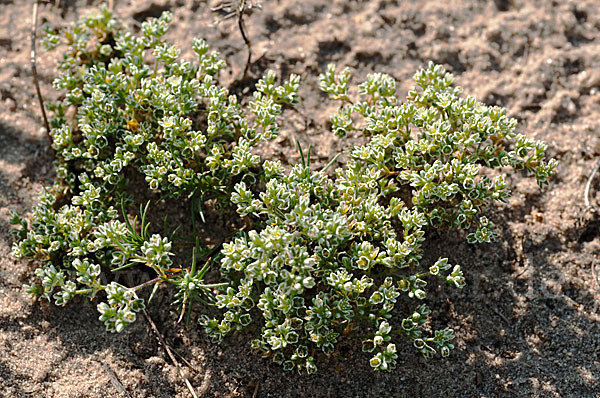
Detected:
[
  {"left": 131, "top": 276, "right": 163, "bottom": 292},
  {"left": 30, "top": 0, "right": 52, "bottom": 149},
  {"left": 584, "top": 158, "right": 600, "bottom": 208},
  {"left": 143, "top": 308, "right": 199, "bottom": 398},
  {"left": 237, "top": 0, "right": 251, "bottom": 80}
]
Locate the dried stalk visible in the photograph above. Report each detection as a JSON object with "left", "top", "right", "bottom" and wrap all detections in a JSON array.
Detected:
[
  {"left": 143, "top": 308, "right": 198, "bottom": 398},
  {"left": 99, "top": 360, "right": 132, "bottom": 398},
  {"left": 30, "top": 0, "right": 51, "bottom": 142},
  {"left": 210, "top": 1, "right": 255, "bottom": 80},
  {"left": 237, "top": 0, "right": 251, "bottom": 80},
  {"left": 584, "top": 158, "right": 600, "bottom": 208}
]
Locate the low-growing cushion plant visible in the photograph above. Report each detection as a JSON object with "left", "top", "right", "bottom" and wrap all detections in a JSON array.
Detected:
[
  {"left": 11, "top": 9, "right": 556, "bottom": 373},
  {"left": 11, "top": 8, "right": 298, "bottom": 332}
]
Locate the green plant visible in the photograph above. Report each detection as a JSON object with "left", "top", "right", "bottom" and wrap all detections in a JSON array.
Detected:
[
  {"left": 320, "top": 63, "right": 556, "bottom": 242},
  {"left": 199, "top": 64, "right": 556, "bottom": 373},
  {"left": 11, "top": 8, "right": 298, "bottom": 332},
  {"left": 12, "top": 8, "right": 556, "bottom": 374}
]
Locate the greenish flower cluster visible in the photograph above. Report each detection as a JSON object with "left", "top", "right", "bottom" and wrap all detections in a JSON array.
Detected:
[{"left": 12, "top": 9, "right": 556, "bottom": 374}]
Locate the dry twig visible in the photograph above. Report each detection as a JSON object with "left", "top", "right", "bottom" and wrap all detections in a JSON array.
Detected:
[
  {"left": 99, "top": 360, "right": 132, "bottom": 398},
  {"left": 211, "top": 1, "right": 261, "bottom": 80},
  {"left": 30, "top": 0, "right": 51, "bottom": 143},
  {"left": 584, "top": 158, "right": 600, "bottom": 208},
  {"left": 143, "top": 308, "right": 199, "bottom": 398},
  {"left": 237, "top": 0, "right": 251, "bottom": 80},
  {"left": 172, "top": 346, "right": 199, "bottom": 372},
  {"left": 492, "top": 307, "right": 510, "bottom": 325}
]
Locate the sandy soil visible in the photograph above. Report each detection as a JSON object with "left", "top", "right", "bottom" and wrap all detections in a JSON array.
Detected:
[{"left": 1, "top": 0, "right": 599, "bottom": 396}]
